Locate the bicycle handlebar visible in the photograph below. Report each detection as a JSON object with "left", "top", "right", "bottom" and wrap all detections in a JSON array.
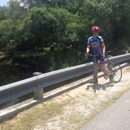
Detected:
[
  {"left": 85, "top": 53, "right": 112, "bottom": 59},
  {"left": 85, "top": 53, "right": 103, "bottom": 58},
  {"left": 86, "top": 51, "right": 111, "bottom": 57},
  {"left": 87, "top": 54, "right": 103, "bottom": 57}
]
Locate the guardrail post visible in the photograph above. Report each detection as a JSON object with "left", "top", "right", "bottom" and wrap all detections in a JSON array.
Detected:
[{"left": 33, "top": 72, "right": 43, "bottom": 100}]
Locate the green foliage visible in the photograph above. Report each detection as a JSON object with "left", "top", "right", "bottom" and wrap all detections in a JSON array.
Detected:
[
  {"left": 116, "top": 38, "right": 130, "bottom": 54},
  {"left": 0, "top": 0, "right": 130, "bottom": 73}
]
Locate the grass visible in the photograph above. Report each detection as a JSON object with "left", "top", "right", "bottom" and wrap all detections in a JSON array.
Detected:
[
  {"left": 0, "top": 100, "right": 65, "bottom": 130},
  {"left": 43, "top": 47, "right": 50, "bottom": 51}
]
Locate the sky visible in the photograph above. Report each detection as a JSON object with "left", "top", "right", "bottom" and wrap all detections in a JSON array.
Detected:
[{"left": 0, "top": 0, "right": 8, "bottom": 6}]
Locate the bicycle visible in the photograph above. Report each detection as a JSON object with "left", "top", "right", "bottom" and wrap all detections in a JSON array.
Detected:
[{"left": 86, "top": 51, "right": 122, "bottom": 91}]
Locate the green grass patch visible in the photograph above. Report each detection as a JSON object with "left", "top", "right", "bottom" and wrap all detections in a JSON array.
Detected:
[{"left": 43, "top": 47, "right": 50, "bottom": 51}]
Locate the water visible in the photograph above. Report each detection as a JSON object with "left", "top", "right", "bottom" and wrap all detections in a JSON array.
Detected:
[
  {"left": 0, "top": 64, "right": 39, "bottom": 86},
  {"left": 0, "top": 64, "right": 40, "bottom": 109}
]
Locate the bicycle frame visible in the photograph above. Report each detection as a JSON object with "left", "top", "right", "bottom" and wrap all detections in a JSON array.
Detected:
[
  {"left": 87, "top": 53, "right": 111, "bottom": 91},
  {"left": 86, "top": 51, "right": 122, "bottom": 92}
]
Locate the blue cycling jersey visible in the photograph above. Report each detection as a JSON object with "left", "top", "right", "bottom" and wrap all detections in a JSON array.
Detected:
[{"left": 87, "top": 36, "right": 104, "bottom": 55}]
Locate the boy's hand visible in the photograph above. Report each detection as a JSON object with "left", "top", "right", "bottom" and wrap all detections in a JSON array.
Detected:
[{"left": 103, "top": 53, "right": 106, "bottom": 58}]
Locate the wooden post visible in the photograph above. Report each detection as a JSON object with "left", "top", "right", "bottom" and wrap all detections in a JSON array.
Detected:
[{"left": 33, "top": 72, "right": 43, "bottom": 100}]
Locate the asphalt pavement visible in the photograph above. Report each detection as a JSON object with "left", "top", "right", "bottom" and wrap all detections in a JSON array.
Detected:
[{"left": 80, "top": 90, "right": 130, "bottom": 130}]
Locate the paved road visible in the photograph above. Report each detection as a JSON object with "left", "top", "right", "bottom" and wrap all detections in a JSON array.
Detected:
[{"left": 80, "top": 90, "right": 130, "bottom": 130}]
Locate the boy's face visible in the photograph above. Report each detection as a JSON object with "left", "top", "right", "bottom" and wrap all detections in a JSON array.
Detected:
[{"left": 92, "top": 31, "right": 98, "bottom": 37}]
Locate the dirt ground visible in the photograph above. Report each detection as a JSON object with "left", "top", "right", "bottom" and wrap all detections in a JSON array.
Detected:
[
  {"left": 1, "top": 63, "right": 130, "bottom": 130},
  {"left": 37, "top": 64, "right": 130, "bottom": 130}
]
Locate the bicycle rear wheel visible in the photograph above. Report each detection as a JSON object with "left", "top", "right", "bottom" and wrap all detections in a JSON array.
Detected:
[{"left": 111, "top": 63, "right": 122, "bottom": 83}]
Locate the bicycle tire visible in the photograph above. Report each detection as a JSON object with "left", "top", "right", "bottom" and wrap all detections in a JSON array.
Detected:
[{"left": 111, "top": 63, "right": 122, "bottom": 83}]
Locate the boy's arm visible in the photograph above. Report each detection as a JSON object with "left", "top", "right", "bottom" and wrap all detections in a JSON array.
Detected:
[
  {"left": 101, "top": 43, "right": 106, "bottom": 56},
  {"left": 86, "top": 45, "right": 90, "bottom": 54}
]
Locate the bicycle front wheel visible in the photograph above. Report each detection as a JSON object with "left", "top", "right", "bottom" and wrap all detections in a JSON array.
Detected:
[{"left": 111, "top": 63, "right": 122, "bottom": 83}]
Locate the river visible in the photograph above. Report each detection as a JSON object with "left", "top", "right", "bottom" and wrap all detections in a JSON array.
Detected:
[{"left": 0, "top": 63, "right": 43, "bottom": 109}]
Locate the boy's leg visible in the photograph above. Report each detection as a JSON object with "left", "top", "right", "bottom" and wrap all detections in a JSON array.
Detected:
[
  {"left": 99, "top": 56, "right": 113, "bottom": 82},
  {"left": 93, "top": 64, "right": 98, "bottom": 83},
  {"left": 93, "top": 58, "right": 98, "bottom": 83}
]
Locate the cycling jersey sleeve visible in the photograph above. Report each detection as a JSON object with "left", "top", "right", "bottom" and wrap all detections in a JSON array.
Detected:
[
  {"left": 98, "top": 36, "right": 104, "bottom": 44},
  {"left": 87, "top": 37, "right": 91, "bottom": 46}
]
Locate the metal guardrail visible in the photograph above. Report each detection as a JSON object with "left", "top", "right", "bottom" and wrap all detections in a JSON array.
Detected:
[{"left": 0, "top": 53, "right": 130, "bottom": 104}]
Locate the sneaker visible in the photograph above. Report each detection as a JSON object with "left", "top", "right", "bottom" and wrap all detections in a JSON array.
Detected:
[{"left": 109, "top": 74, "right": 114, "bottom": 82}]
